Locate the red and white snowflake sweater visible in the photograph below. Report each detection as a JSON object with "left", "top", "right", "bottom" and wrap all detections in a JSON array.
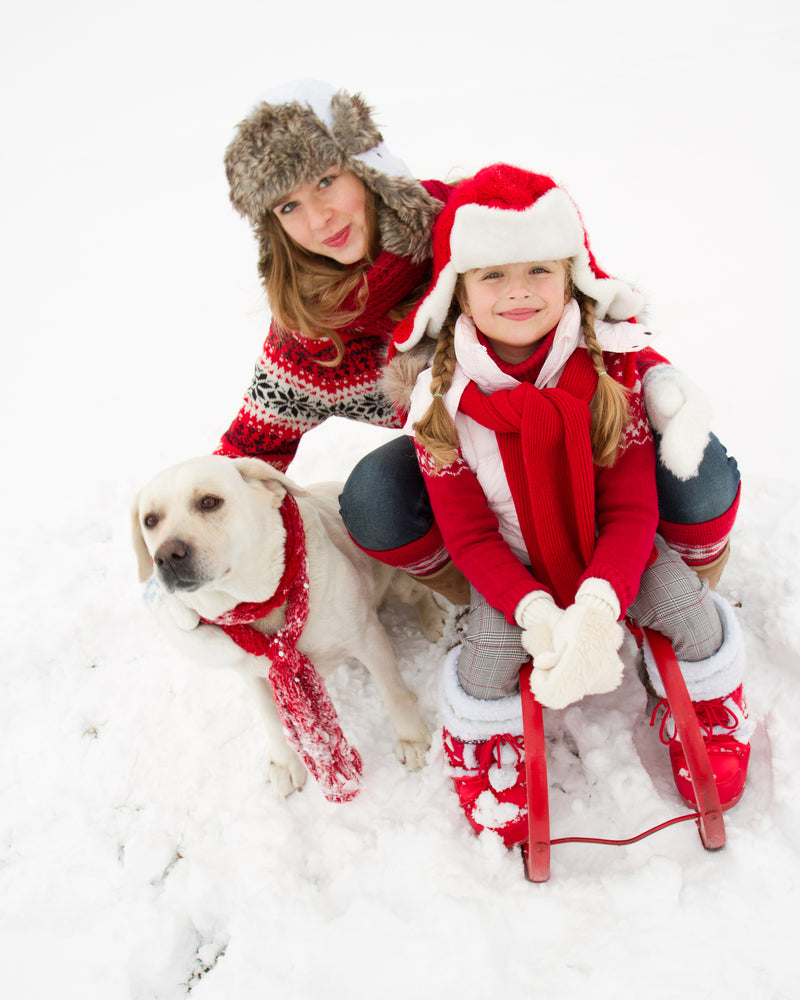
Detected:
[
  {"left": 406, "top": 301, "right": 660, "bottom": 622},
  {"left": 216, "top": 179, "right": 452, "bottom": 471}
]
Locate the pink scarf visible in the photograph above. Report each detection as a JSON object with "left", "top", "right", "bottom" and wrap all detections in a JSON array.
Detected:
[{"left": 201, "top": 495, "right": 363, "bottom": 803}]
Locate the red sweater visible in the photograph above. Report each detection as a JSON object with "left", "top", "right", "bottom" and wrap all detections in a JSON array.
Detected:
[{"left": 416, "top": 340, "right": 659, "bottom": 623}]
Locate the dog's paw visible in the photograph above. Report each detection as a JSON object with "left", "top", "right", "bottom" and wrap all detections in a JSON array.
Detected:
[
  {"left": 266, "top": 757, "right": 308, "bottom": 798},
  {"left": 416, "top": 594, "right": 448, "bottom": 643},
  {"left": 394, "top": 736, "right": 431, "bottom": 772}
]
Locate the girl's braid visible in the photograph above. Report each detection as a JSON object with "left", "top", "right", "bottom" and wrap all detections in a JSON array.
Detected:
[
  {"left": 577, "top": 291, "right": 631, "bottom": 467},
  {"left": 412, "top": 307, "right": 461, "bottom": 471}
]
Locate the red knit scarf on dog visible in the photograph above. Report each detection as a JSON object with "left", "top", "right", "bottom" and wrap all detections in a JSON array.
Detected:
[
  {"left": 201, "top": 494, "right": 363, "bottom": 803},
  {"left": 458, "top": 348, "right": 599, "bottom": 609}
]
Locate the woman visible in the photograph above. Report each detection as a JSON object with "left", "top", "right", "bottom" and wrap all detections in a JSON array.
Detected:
[{"left": 216, "top": 80, "right": 468, "bottom": 603}]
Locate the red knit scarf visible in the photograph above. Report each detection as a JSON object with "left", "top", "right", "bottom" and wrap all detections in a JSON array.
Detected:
[
  {"left": 201, "top": 495, "right": 363, "bottom": 803},
  {"left": 337, "top": 250, "right": 429, "bottom": 334},
  {"left": 458, "top": 349, "right": 599, "bottom": 608}
]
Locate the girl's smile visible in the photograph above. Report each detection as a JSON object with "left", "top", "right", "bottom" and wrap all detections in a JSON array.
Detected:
[
  {"left": 273, "top": 168, "right": 369, "bottom": 265},
  {"left": 460, "top": 260, "right": 569, "bottom": 365}
]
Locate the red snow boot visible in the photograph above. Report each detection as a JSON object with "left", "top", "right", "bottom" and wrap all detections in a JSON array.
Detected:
[
  {"left": 652, "top": 684, "right": 751, "bottom": 810},
  {"left": 442, "top": 728, "right": 528, "bottom": 848}
]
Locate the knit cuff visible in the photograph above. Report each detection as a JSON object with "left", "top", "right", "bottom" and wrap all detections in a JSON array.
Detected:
[
  {"left": 349, "top": 521, "right": 450, "bottom": 577},
  {"left": 658, "top": 483, "right": 741, "bottom": 567},
  {"left": 514, "top": 589, "right": 558, "bottom": 630},
  {"left": 575, "top": 578, "right": 621, "bottom": 619}
]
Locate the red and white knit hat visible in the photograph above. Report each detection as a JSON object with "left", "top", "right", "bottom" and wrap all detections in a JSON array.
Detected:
[{"left": 393, "top": 163, "right": 645, "bottom": 352}]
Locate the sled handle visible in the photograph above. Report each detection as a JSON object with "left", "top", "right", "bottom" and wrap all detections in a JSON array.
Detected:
[
  {"left": 520, "top": 661, "right": 551, "bottom": 881},
  {"left": 642, "top": 627, "right": 726, "bottom": 851}
]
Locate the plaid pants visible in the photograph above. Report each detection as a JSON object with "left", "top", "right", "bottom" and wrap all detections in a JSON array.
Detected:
[{"left": 458, "top": 534, "right": 723, "bottom": 700}]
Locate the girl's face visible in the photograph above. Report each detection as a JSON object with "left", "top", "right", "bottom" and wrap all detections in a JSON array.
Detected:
[
  {"left": 460, "top": 260, "right": 569, "bottom": 364},
  {"left": 272, "top": 168, "right": 369, "bottom": 265}
]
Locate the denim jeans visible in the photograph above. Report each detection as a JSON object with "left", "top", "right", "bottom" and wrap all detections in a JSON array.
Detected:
[
  {"left": 339, "top": 432, "right": 741, "bottom": 552},
  {"left": 654, "top": 432, "right": 740, "bottom": 524},
  {"left": 339, "top": 434, "right": 435, "bottom": 550}
]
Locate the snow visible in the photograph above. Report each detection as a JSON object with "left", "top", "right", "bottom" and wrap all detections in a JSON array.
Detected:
[{"left": 2, "top": 1, "right": 799, "bottom": 997}]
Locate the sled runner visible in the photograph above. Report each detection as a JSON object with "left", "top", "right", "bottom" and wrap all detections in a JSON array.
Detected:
[{"left": 519, "top": 627, "right": 726, "bottom": 882}]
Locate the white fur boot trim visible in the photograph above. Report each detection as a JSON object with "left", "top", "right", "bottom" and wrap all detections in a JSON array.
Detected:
[
  {"left": 438, "top": 645, "right": 523, "bottom": 743},
  {"left": 643, "top": 591, "right": 746, "bottom": 703}
]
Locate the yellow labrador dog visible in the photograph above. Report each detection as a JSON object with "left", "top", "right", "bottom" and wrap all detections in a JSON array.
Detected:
[{"left": 132, "top": 455, "right": 445, "bottom": 800}]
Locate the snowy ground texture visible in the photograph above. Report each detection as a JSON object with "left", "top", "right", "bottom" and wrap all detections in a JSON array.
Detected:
[{"left": 3, "top": 1, "right": 800, "bottom": 997}]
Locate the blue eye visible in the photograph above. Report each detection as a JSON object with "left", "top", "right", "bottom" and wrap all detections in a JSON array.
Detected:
[
  {"left": 318, "top": 175, "right": 336, "bottom": 190},
  {"left": 278, "top": 201, "right": 297, "bottom": 215},
  {"left": 482, "top": 270, "right": 503, "bottom": 280}
]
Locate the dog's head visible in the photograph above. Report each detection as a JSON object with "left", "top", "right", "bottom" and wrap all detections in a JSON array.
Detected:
[{"left": 131, "top": 456, "right": 306, "bottom": 599}]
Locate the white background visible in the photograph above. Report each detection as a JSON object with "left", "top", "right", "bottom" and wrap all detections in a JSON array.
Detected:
[{"left": 2, "top": 2, "right": 798, "bottom": 997}]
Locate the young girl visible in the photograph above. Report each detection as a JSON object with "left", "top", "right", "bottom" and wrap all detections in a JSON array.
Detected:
[{"left": 399, "top": 163, "right": 752, "bottom": 847}]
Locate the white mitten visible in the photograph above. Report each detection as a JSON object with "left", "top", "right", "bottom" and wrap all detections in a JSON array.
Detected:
[
  {"left": 528, "top": 579, "right": 625, "bottom": 710},
  {"left": 515, "top": 590, "right": 563, "bottom": 661},
  {"left": 642, "top": 364, "right": 712, "bottom": 481}
]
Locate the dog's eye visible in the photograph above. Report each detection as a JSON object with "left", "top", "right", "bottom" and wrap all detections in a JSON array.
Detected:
[
  {"left": 143, "top": 513, "right": 159, "bottom": 529},
  {"left": 199, "top": 495, "right": 223, "bottom": 512}
]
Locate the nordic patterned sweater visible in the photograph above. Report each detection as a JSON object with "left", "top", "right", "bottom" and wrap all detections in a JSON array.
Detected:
[{"left": 216, "top": 179, "right": 452, "bottom": 472}]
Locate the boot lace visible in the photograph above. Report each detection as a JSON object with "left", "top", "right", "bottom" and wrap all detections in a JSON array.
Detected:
[{"left": 650, "top": 693, "right": 739, "bottom": 746}]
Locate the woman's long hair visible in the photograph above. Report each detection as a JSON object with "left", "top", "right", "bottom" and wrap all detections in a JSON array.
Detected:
[
  {"left": 255, "top": 186, "right": 419, "bottom": 366},
  {"left": 413, "top": 261, "right": 631, "bottom": 471}
]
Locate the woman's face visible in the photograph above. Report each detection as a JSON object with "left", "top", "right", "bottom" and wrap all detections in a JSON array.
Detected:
[{"left": 272, "top": 168, "right": 370, "bottom": 265}]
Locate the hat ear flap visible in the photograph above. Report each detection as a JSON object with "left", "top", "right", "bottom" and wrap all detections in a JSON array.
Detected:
[
  {"left": 396, "top": 260, "right": 458, "bottom": 351},
  {"left": 571, "top": 250, "right": 646, "bottom": 321},
  {"left": 364, "top": 169, "right": 443, "bottom": 262},
  {"left": 329, "top": 90, "right": 383, "bottom": 155}
]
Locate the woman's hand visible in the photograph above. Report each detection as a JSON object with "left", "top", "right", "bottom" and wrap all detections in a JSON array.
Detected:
[{"left": 643, "top": 364, "right": 712, "bottom": 481}]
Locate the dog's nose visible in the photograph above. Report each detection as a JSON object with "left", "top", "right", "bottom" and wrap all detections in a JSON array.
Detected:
[
  {"left": 153, "top": 538, "right": 197, "bottom": 591},
  {"left": 154, "top": 539, "right": 190, "bottom": 567}
]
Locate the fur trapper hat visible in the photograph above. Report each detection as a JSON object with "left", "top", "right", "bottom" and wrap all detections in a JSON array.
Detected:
[
  {"left": 225, "top": 80, "right": 443, "bottom": 265},
  {"left": 392, "top": 163, "right": 645, "bottom": 352}
]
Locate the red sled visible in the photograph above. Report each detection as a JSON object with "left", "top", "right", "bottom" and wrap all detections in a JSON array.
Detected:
[{"left": 520, "top": 627, "right": 726, "bottom": 883}]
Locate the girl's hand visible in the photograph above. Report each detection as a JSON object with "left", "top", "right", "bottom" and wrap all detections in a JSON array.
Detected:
[
  {"left": 515, "top": 590, "right": 562, "bottom": 661},
  {"left": 525, "top": 580, "right": 625, "bottom": 710}
]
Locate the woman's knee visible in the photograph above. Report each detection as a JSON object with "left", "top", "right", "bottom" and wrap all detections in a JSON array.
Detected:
[
  {"left": 655, "top": 433, "right": 740, "bottom": 524},
  {"left": 339, "top": 435, "right": 434, "bottom": 550}
]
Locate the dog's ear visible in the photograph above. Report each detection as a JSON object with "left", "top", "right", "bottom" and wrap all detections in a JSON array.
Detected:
[
  {"left": 130, "top": 496, "right": 155, "bottom": 582},
  {"left": 232, "top": 457, "right": 309, "bottom": 502}
]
